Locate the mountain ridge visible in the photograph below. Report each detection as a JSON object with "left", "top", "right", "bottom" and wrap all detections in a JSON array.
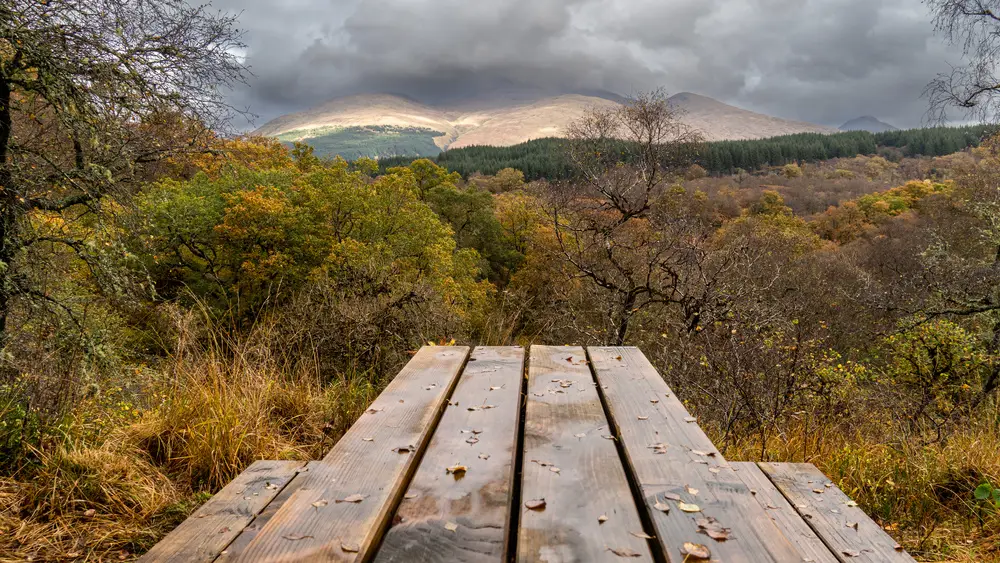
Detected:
[{"left": 255, "top": 92, "right": 838, "bottom": 159}]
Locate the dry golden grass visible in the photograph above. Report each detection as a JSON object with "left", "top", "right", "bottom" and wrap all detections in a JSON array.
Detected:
[{"left": 0, "top": 319, "right": 381, "bottom": 561}]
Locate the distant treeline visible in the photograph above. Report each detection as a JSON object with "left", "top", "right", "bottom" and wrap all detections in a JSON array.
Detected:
[{"left": 377, "top": 125, "right": 993, "bottom": 180}]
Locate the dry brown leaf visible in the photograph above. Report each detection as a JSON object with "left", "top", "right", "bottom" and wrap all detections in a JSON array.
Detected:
[
  {"left": 630, "top": 531, "right": 654, "bottom": 539},
  {"left": 365, "top": 407, "right": 383, "bottom": 415},
  {"left": 894, "top": 544, "right": 904, "bottom": 552},
  {"left": 653, "top": 500, "right": 670, "bottom": 513},
  {"left": 650, "top": 399, "right": 659, "bottom": 404},
  {"left": 550, "top": 466, "right": 561, "bottom": 474},
  {"left": 478, "top": 453, "right": 490, "bottom": 460},
  {"left": 663, "top": 492, "right": 682, "bottom": 501},
  {"left": 337, "top": 494, "right": 365, "bottom": 503},
  {"left": 489, "top": 385, "right": 504, "bottom": 391},
  {"left": 842, "top": 550, "right": 861, "bottom": 558},
  {"left": 615, "top": 355, "right": 623, "bottom": 361},
  {"left": 362, "top": 437, "right": 374, "bottom": 442},
  {"left": 708, "top": 467, "right": 721, "bottom": 474},
  {"left": 637, "top": 416, "right": 649, "bottom": 420},
  {"left": 393, "top": 445, "right": 413, "bottom": 453},
  {"left": 341, "top": 542, "right": 359, "bottom": 553},
  {"left": 446, "top": 465, "right": 467, "bottom": 475},
  {"left": 648, "top": 443, "right": 668, "bottom": 454},
  {"left": 466, "top": 437, "right": 479, "bottom": 445},
  {"left": 311, "top": 499, "right": 329, "bottom": 508},
  {"left": 525, "top": 498, "right": 547, "bottom": 510},
  {"left": 684, "top": 416, "right": 697, "bottom": 423},
  {"left": 607, "top": 547, "right": 642, "bottom": 558},
  {"left": 686, "top": 485, "right": 700, "bottom": 496},
  {"left": 696, "top": 516, "right": 731, "bottom": 541},
  {"left": 83, "top": 509, "right": 96, "bottom": 518},
  {"left": 265, "top": 482, "right": 279, "bottom": 490},
  {"left": 678, "top": 502, "right": 701, "bottom": 513},
  {"left": 404, "top": 493, "right": 417, "bottom": 499},
  {"left": 282, "top": 534, "right": 313, "bottom": 541},
  {"left": 847, "top": 521, "right": 859, "bottom": 531},
  {"left": 444, "top": 521, "right": 458, "bottom": 532},
  {"left": 681, "top": 542, "right": 711, "bottom": 559},
  {"left": 813, "top": 488, "right": 825, "bottom": 494},
  {"left": 598, "top": 514, "right": 609, "bottom": 524},
  {"left": 574, "top": 432, "right": 587, "bottom": 438},
  {"left": 845, "top": 500, "right": 859, "bottom": 507}
]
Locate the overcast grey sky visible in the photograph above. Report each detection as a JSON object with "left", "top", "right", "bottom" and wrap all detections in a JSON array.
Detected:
[{"left": 215, "top": 0, "right": 966, "bottom": 130}]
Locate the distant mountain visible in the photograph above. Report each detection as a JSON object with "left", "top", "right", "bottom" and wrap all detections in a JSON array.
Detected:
[
  {"left": 839, "top": 116, "right": 899, "bottom": 133},
  {"left": 255, "top": 92, "right": 837, "bottom": 159}
]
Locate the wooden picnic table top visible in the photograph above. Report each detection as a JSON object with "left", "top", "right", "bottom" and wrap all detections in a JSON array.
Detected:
[{"left": 141, "top": 346, "right": 915, "bottom": 563}]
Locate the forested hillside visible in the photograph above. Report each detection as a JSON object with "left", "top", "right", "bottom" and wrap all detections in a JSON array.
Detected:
[{"left": 380, "top": 125, "right": 991, "bottom": 180}]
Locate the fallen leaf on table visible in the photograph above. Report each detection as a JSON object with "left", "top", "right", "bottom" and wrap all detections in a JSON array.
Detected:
[
  {"left": 663, "top": 492, "right": 682, "bottom": 501},
  {"left": 466, "top": 437, "right": 479, "bottom": 445},
  {"left": 708, "top": 467, "right": 721, "bottom": 474},
  {"left": 489, "top": 385, "right": 504, "bottom": 391},
  {"left": 446, "top": 465, "right": 467, "bottom": 475},
  {"left": 845, "top": 500, "right": 859, "bottom": 507},
  {"left": 282, "top": 534, "right": 313, "bottom": 541},
  {"left": 393, "top": 445, "right": 413, "bottom": 453},
  {"left": 681, "top": 542, "right": 711, "bottom": 560},
  {"left": 684, "top": 416, "right": 697, "bottom": 423},
  {"left": 607, "top": 546, "right": 642, "bottom": 558},
  {"left": 650, "top": 399, "right": 659, "bottom": 404},
  {"left": 341, "top": 542, "right": 359, "bottom": 553},
  {"left": 637, "top": 416, "right": 649, "bottom": 420},
  {"left": 615, "top": 355, "right": 623, "bottom": 361},
  {"left": 337, "top": 494, "right": 365, "bottom": 503},
  {"left": 894, "top": 544, "right": 904, "bottom": 551},
  {"left": 265, "top": 482, "right": 279, "bottom": 490},
  {"left": 311, "top": 499, "right": 328, "bottom": 508},
  {"left": 84, "top": 509, "right": 96, "bottom": 518},
  {"left": 362, "top": 437, "right": 374, "bottom": 442},
  {"left": 648, "top": 443, "right": 668, "bottom": 454},
  {"left": 686, "top": 485, "right": 700, "bottom": 496},
  {"left": 365, "top": 407, "right": 383, "bottom": 415},
  {"left": 653, "top": 500, "right": 670, "bottom": 513},
  {"left": 678, "top": 502, "right": 701, "bottom": 513},
  {"left": 478, "top": 453, "right": 490, "bottom": 460},
  {"left": 847, "top": 521, "right": 859, "bottom": 531},
  {"left": 566, "top": 357, "right": 574, "bottom": 362},
  {"left": 525, "top": 499, "right": 547, "bottom": 510},
  {"left": 404, "top": 493, "right": 417, "bottom": 499},
  {"left": 630, "top": 531, "right": 654, "bottom": 539},
  {"left": 603, "top": 435, "right": 616, "bottom": 440},
  {"left": 550, "top": 466, "right": 561, "bottom": 474},
  {"left": 598, "top": 514, "right": 609, "bottom": 524},
  {"left": 574, "top": 433, "right": 587, "bottom": 438},
  {"left": 813, "top": 488, "right": 825, "bottom": 494},
  {"left": 841, "top": 550, "right": 861, "bottom": 558},
  {"left": 445, "top": 521, "right": 458, "bottom": 532},
  {"left": 696, "top": 516, "right": 731, "bottom": 541}
]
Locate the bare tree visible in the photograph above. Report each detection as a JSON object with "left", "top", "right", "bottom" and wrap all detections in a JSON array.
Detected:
[
  {"left": 0, "top": 0, "right": 247, "bottom": 343},
  {"left": 552, "top": 90, "right": 713, "bottom": 345},
  {"left": 926, "top": 0, "right": 1000, "bottom": 122}
]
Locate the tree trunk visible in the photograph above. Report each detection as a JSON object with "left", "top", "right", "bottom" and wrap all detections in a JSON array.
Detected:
[
  {"left": 612, "top": 292, "right": 637, "bottom": 346},
  {"left": 0, "top": 74, "right": 16, "bottom": 347}
]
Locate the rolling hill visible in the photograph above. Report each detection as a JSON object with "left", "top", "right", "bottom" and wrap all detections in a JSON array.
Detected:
[{"left": 255, "top": 92, "right": 838, "bottom": 159}]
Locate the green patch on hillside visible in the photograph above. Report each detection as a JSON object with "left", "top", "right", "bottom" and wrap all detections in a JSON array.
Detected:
[{"left": 276, "top": 125, "right": 445, "bottom": 160}]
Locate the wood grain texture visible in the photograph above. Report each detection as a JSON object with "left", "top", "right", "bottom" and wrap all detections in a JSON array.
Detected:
[
  {"left": 225, "top": 346, "right": 471, "bottom": 562},
  {"left": 587, "top": 347, "right": 807, "bottom": 563},
  {"left": 139, "top": 460, "right": 304, "bottom": 563},
  {"left": 375, "top": 346, "right": 525, "bottom": 562},
  {"left": 517, "top": 346, "right": 653, "bottom": 563},
  {"left": 759, "top": 462, "right": 916, "bottom": 563},
  {"left": 729, "top": 462, "right": 838, "bottom": 563}
]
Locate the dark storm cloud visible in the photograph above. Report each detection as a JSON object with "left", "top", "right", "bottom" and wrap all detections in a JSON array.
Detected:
[{"left": 215, "top": 0, "right": 966, "bottom": 129}]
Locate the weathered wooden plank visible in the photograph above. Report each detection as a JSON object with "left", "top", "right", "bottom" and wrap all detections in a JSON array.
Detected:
[
  {"left": 375, "top": 346, "right": 525, "bottom": 562},
  {"left": 759, "top": 462, "right": 916, "bottom": 563},
  {"left": 729, "top": 462, "right": 839, "bottom": 563},
  {"left": 140, "top": 460, "right": 304, "bottom": 563},
  {"left": 215, "top": 461, "right": 319, "bottom": 562},
  {"left": 225, "top": 346, "right": 471, "bottom": 562},
  {"left": 587, "top": 346, "right": 809, "bottom": 563},
  {"left": 517, "top": 346, "right": 653, "bottom": 562}
]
